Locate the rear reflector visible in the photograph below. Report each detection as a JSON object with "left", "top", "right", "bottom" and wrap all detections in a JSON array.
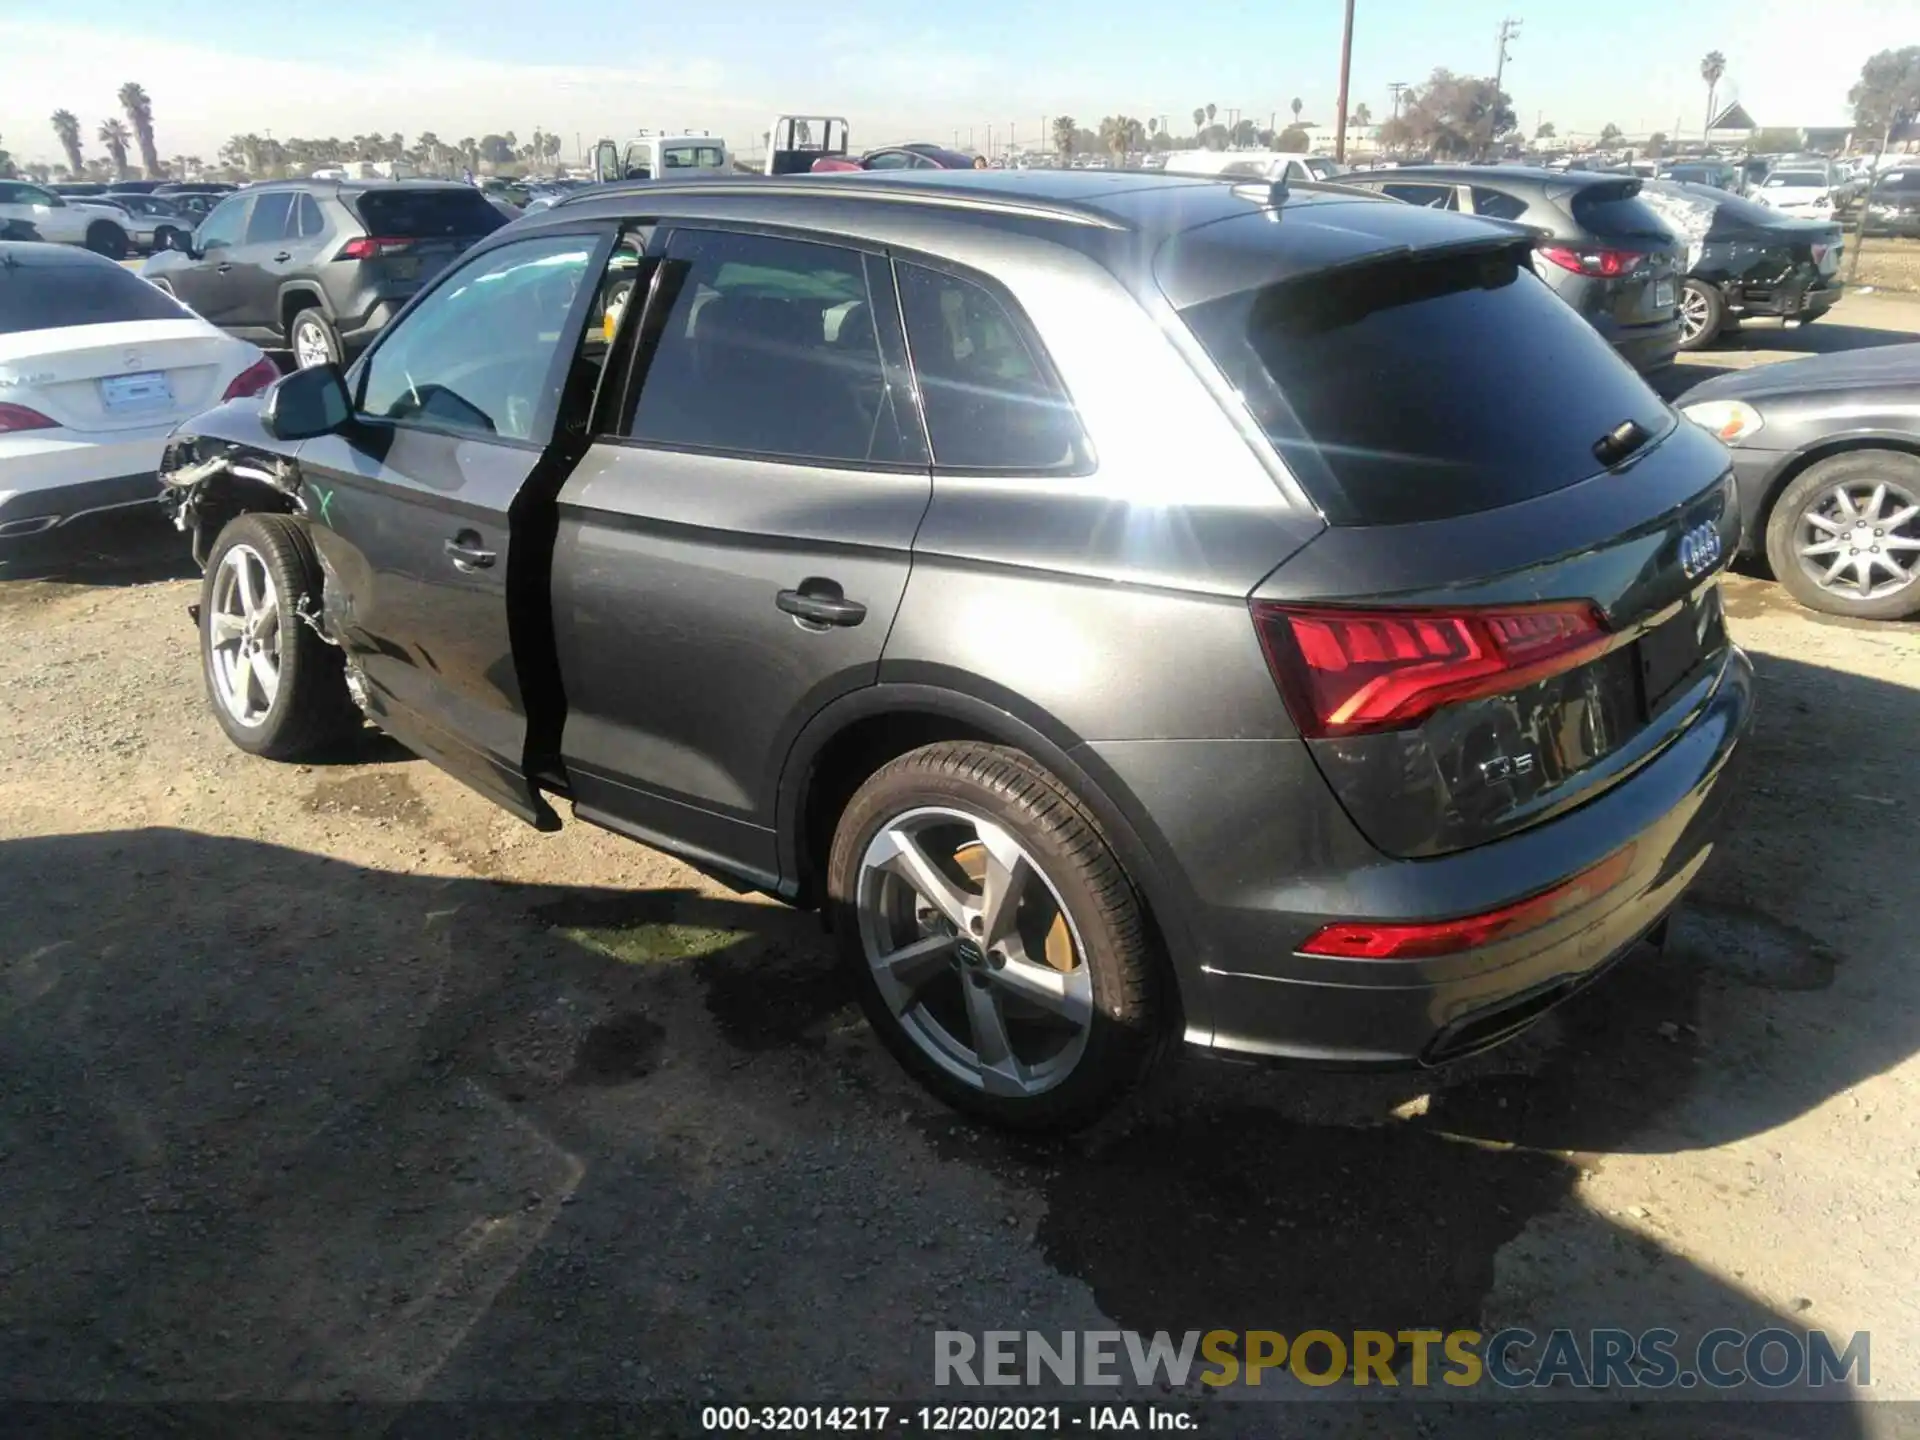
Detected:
[
  {"left": 336, "top": 236, "right": 413, "bottom": 260},
  {"left": 1537, "top": 244, "right": 1644, "bottom": 279},
  {"left": 1251, "top": 599, "right": 1612, "bottom": 738},
  {"left": 222, "top": 355, "right": 280, "bottom": 400},
  {"left": 1300, "top": 843, "right": 1639, "bottom": 959},
  {"left": 0, "top": 402, "right": 58, "bottom": 434}
]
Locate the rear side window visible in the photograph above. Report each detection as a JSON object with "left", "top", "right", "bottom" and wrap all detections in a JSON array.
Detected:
[
  {"left": 1382, "top": 182, "right": 1459, "bottom": 210},
  {"left": 1469, "top": 187, "right": 1528, "bottom": 221},
  {"left": 1180, "top": 245, "right": 1672, "bottom": 526},
  {"left": 245, "top": 192, "right": 295, "bottom": 244},
  {"left": 1569, "top": 183, "right": 1675, "bottom": 239},
  {"left": 295, "top": 193, "right": 326, "bottom": 238},
  {"left": 350, "top": 189, "right": 504, "bottom": 239},
  {"left": 0, "top": 261, "right": 187, "bottom": 335},
  {"left": 895, "top": 261, "right": 1086, "bottom": 472},
  {"left": 625, "top": 228, "right": 914, "bottom": 466}
]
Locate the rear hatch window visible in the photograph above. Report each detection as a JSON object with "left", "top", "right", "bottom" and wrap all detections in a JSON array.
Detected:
[
  {"left": 1567, "top": 181, "right": 1674, "bottom": 240},
  {"left": 348, "top": 189, "right": 504, "bottom": 240},
  {"left": 1179, "top": 243, "right": 1673, "bottom": 525}
]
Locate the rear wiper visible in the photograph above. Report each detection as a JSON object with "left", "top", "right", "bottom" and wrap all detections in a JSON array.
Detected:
[{"left": 1592, "top": 418, "right": 1654, "bottom": 467}]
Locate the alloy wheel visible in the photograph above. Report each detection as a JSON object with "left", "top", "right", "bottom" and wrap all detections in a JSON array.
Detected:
[
  {"left": 855, "top": 807, "right": 1092, "bottom": 1098},
  {"left": 292, "top": 321, "right": 332, "bottom": 370},
  {"left": 1795, "top": 478, "right": 1920, "bottom": 602},
  {"left": 207, "top": 543, "right": 282, "bottom": 727},
  {"left": 1678, "top": 285, "right": 1712, "bottom": 344}
]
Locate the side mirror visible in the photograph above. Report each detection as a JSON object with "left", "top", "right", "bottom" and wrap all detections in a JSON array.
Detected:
[{"left": 262, "top": 363, "right": 350, "bottom": 440}]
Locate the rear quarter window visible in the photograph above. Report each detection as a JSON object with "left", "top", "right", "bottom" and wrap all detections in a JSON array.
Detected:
[
  {"left": 350, "top": 189, "right": 505, "bottom": 238},
  {"left": 1179, "top": 244, "right": 1673, "bottom": 526}
]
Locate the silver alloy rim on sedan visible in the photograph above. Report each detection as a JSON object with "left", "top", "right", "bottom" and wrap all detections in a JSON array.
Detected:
[
  {"left": 1796, "top": 478, "right": 1920, "bottom": 601},
  {"left": 856, "top": 807, "right": 1093, "bottom": 1098},
  {"left": 1678, "top": 284, "right": 1712, "bottom": 343},
  {"left": 293, "top": 322, "right": 331, "bottom": 370},
  {"left": 208, "top": 543, "right": 282, "bottom": 727}
]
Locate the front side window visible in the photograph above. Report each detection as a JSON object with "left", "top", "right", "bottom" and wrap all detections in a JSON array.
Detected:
[
  {"left": 625, "top": 228, "right": 908, "bottom": 465},
  {"left": 196, "top": 196, "right": 250, "bottom": 250},
  {"left": 895, "top": 261, "right": 1086, "bottom": 471},
  {"left": 865, "top": 151, "right": 915, "bottom": 170},
  {"left": 358, "top": 233, "right": 598, "bottom": 441}
]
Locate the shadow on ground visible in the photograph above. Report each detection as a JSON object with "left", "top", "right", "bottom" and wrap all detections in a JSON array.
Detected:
[{"left": 0, "top": 648, "right": 1908, "bottom": 1426}]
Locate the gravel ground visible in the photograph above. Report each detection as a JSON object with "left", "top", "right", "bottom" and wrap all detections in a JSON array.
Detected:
[{"left": 3, "top": 306, "right": 1919, "bottom": 1434}]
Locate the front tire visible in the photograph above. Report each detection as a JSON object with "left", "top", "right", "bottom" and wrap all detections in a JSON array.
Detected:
[
  {"left": 827, "top": 743, "right": 1164, "bottom": 1132},
  {"left": 85, "top": 221, "right": 129, "bottom": 261},
  {"left": 289, "top": 308, "right": 342, "bottom": 370},
  {"left": 1677, "top": 277, "right": 1724, "bottom": 351},
  {"left": 200, "top": 513, "right": 361, "bottom": 758},
  {"left": 1764, "top": 451, "right": 1920, "bottom": 621}
]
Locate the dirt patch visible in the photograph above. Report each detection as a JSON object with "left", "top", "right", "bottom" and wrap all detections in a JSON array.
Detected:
[{"left": 303, "top": 771, "right": 432, "bottom": 825}]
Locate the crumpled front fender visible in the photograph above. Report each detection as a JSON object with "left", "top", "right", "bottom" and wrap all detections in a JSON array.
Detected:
[{"left": 157, "top": 399, "right": 305, "bottom": 565}]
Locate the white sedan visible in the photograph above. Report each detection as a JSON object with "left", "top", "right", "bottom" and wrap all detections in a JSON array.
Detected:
[
  {"left": 1, "top": 241, "right": 277, "bottom": 556},
  {"left": 1755, "top": 167, "right": 1837, "bottom": 220}
]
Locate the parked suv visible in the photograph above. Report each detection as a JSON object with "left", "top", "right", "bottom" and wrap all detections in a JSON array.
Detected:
[
  {"left": 141, "top": 180, "right": 507, "bottom": 368},
  {"left": 157, "top": 170, "right": 1751, "bottom": 1129},
  {"left": 1342, "top": 165, "right": 1685, "bottom": 373},
  {"left": 0, "top": 180, "right": 137, "bottom": 258}
]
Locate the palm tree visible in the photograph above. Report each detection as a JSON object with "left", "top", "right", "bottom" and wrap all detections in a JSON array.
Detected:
[
  {"left": 98, "top": 118, "right": 133, "bottom": 181},
  {"left": 118, "top": 82, "right": 161, "bottom": 177},
  {"left": 1291, "top": 97, "right": 1304, "bottom": 125},
  {"left": 1205, "top": 103, "right": 1217, "bottom": 127},
  {"left": 1191, "top": 107, "right": 1205, "bottom": 136},
  {"left": 50, "top": 110, "right": 84, "bottom": 177},
  {"left": 1353, "top": 102, "right": 1373, "bottom": 127},
  {"left": 1700, "top": 50, "right": 1727, "bottom": 139},
  {"left": 1053, "top": 114, "right": 1077, "bottom": 161}
]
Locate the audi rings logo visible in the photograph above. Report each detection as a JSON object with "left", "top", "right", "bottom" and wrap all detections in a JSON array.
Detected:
[{"left": 1679, "top": 521, "right": 1723, "bottom": 580}]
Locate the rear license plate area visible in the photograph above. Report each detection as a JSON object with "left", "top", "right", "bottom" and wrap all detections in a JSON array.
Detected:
[
  {"left": 1653, "top": 280, "right": 1675, "bottom": 309},
  {"left": 98, "top": 370, "right": 173, "bottom": 413},
  {"left": 1637, "top": 587, "right": 1725, "bottom": 717}
]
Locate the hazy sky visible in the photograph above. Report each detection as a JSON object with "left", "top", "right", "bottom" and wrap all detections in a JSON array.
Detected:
[{"left": 0, "top": 0, "right": 1893, "bottom": 167}]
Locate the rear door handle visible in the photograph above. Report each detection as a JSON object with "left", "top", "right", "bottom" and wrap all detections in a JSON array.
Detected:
[
  {"left": 777, "top": 580, "right": 866, "bottom": 628},
  {"left": 215, "top": 262, "right": 232, "bottom": 273},
  {"left": 444, "top": 533, "right": 496, "bottom": 570}
]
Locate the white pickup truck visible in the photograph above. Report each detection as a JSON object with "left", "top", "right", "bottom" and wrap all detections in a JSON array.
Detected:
[
  {"left": 0, "top": 180, "right": 137, "bottom": 259},
  {"left": 588, "top": 116, "right": 855, "bottom": 183}
]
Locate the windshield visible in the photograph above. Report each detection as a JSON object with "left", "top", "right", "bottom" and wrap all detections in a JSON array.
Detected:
[
  {"left": 1766, "top": 171, "right": 1825, "bottom": 188},
  {"left": 0, "top": 258, "right": 187, "bottom": 334}
]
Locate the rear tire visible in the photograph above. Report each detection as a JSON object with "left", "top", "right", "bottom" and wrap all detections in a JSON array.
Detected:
[
  {"left": 827, "top": 742, "right": 1164, "bottom": 1132},
  {"left": 289, "top": 308, "right": 342, "bottom": 370},
  {"left": 1677, "top": 278, "right": 1725, "bottom": 350},
  {"left": 85, "top": 221, "right": 129, "bottom": 261},
  {"left": 200, "top": 513, "right": 362, "bottom": 759},
  {"left": 1764, "top": 451, "right": 1920, "bottom": 621}
]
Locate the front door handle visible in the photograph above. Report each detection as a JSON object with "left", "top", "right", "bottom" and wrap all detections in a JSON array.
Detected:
[
  {"left": 444, "top": 532, "right": 496, "bottom": 571},
  {"left": 777, "top": 579, "right": 866, "bottom": 628},
  {"left": 273, "top": 250, "right": 291, "bottom": 262},
  {"left": 215, "top": 262, "right": 232, "bottom": 273}
]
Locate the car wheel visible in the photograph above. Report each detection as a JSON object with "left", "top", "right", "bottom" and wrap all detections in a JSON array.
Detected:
[
  {"left": 85, "top": 221, "right": 129, "bottom": 261},
  {"left": 289, "top": 308, "right": 342, "bottom": 370},
  {"left": 200, "top": 513, "right": 362, "bottom": 759},
  {"left": 1677, "top": 278, "right": 1724, "bottom": 350},
  {"left": 827, "top": 742, "right": 1164, "bottom": 1132},
  {"left": 1764, "top": 451, "right": 1920, "bottom": 621}
]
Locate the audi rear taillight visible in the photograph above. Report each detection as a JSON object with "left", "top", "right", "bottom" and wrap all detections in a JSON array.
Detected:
[
  {"left": 1537, "top": 244, "right": 1644, "bottom": 278},
  {"left": 0, "top": 403, "right": 58, "bottom": 433},
  {"left": 1299, "top": 844, "right": 1639, "bottom": 959},
  {"left": 336, "top": 236, "right": 413, "bottom": 261},
  {"left": 1250, "top": 600, "right": 1612, "bottom": 739},
  {"left": 222, "top": 355, "right": 280, "bottom": 400}
]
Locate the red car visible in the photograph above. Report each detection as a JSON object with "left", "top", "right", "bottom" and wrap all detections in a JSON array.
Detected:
[{"left": 812, "top": 143, "right": 981, "bottom": 173}]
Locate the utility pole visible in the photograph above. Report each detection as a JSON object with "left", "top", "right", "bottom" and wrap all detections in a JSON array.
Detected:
[
  {"left": 1488, "top": 17, "right": 1521, "bottom": 158},
  {"left": 1333, "top": 0, "right": 1356, "bottom": 162},
  {"left": 1388, "top": 81, "right": 1408, "bottom": 121}
]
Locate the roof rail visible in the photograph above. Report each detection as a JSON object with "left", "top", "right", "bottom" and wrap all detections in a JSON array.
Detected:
[{"left": 551, "top": 176, "right": 1129, "bottom": 230}]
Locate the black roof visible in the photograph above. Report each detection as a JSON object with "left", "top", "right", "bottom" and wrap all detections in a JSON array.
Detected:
[{"left": 521, "top": 168, "right": 1526, "bottom": 310}]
